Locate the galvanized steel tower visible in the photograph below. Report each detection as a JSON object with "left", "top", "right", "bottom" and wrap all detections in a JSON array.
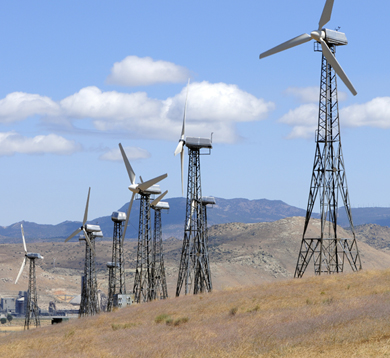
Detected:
[
  {"left": 119, "top": 143, "right": 167, "bottom": 303},
  {"left": 294, "top": 46, "right": 361, "bottom": 277},
  {"left": 259, "top": 0, "right": 362, "bottom": 277},
  {"left": 107, "top": 211, "right": 126, "bottom": 312},
  {"left": 65, "top": 187, "right": 102, "bottom": 316},
  {"left": 150, "top": 200, "right": 169, "bottom": 300},
  {"left": 174, "top": 82, "right": 214, "bottom": 296},
  {"left": 15, "top": 224, "right": 43, "bottom": 329}
]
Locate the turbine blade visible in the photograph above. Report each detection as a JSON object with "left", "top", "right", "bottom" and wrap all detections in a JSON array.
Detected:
[
  {"left": 180, "top": 150, "right": 184, "bottom": 196},
  {"left": 119, "top": 143, "right": 136, "bottom": 185},
  {"left": 174, "top": 140, "right": 184, "bottom": 156},
  {"left": 65, "top": 227, "right": 82, "bottom": 243},
  {"left": 138, "top": 173, "right": 167, "bottom": 191},
  {"left": 83, "top": 187, "right": 90, "bottom": 225},
  {"left": 182, "top": 79, "right": 190, "bottom": 138},
  {"left": 260, "top": 33, "right": 311, "bottom": 59},
  {"left": 139, "top": 176, "right": 144, "bottom": 183},
  {"left": 121, "top": 192, "right": 136, "bottom": 246},
  {"left": 186, "top": 200, "right": 196, "bottom": 230},
  {"left": 151, "top": 190, "right": 168, "bottom": 207},
  {"left": 318, "top": 0, "right": 334, "bottom": 30},
  {"left": 320, "top": 39, "right": 357, "bottom": 96},
  {"left": 15, "top": 258, "right": 27, "bottom": 284},
  {"left": 21, "top": 224, "right": 27, "bottom": 253},
  {"left": 83, "top": 228, "right": 95, "bottom": 255}
]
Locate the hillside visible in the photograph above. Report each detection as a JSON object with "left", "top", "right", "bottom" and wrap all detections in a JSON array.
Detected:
[
  {"left": 2, "top": 217, "right": 390, "bottom": 311},
  {"left": 1, "top": 269, "right": 390, "bottom": 357}
]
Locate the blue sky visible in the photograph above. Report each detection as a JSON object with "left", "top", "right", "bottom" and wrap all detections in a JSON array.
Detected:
[{"left": 0, "top": 0, "right": 389, "bottom": 226}]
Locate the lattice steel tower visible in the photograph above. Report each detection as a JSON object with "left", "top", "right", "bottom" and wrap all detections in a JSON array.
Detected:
[
  {"left": 294, "top": 45, "right": 361, "bottom": 277},
  {"left": 150, "top": 200, "right": 169, "bottom": 300},
  {"left": 107, "top": 211, "right": 126, "bottom": 312},
  {"left": 259, "top": 0, "right": 362, "bottom": 278},
  {"left": 79, "top": 230, "right": 102, "bottom": 316},
  {"left": 15, "top": 224, "right": 43, "bottom": 329},
  {"left": 118, "top": 142, "right": 168, "bottom": 303},
  {"left": 176, "top": 140, "right": 213, "bottom": 296},
  {"left": 65, "top": 187, "right": 102, "bottom": 316}
]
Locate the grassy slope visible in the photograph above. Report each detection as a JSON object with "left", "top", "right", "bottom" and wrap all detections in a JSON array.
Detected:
[{"left": 2, "top": 269, "right": 390, "bottom": 357}]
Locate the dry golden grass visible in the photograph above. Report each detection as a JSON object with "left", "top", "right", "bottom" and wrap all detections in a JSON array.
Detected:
[{"left": 2, "top": 269, "right": 390, "bottom": 357}]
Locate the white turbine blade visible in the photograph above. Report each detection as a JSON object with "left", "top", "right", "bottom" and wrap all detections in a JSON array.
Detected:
[
  {"left": 20, "top": 224, "right": 27, "bottom": 253},
  {"left": 186, "top": 200, "right": 196, "bottom": 230},
  {"left": 318, "top": 0, "right": 334, "bottom": 30},
  {"left": 138, "top": 173, "right": 168, "bottom": 191},
  {"left": 174, "top": 140, "right": 184, "bottom": 156},
  {"left": 121, "top": 192, "right": 136, "bottom": 245},
  {"left": 139, "top": 176, "right": 144, "bottom": 183},
  {"left": 15, "top": 257, "right": 27, "bottom": 284},
  {"left": 83, "top": 228, "right": 95, "bottom": 255},
  {"left": 151, "top": 190, "right": 168, "bottom": 207},
  {"left": 119, "top": 143, "right": 136, "bottom": 185},
  {"left": 180, "top": 150, "right": 184, "bottom": 196},
  {"left": 259, "top": 33, "right": 311, "bottom": 59},
  {"left": 181, "top": 78, "right": 190, "bottom": 138},
  {"left": 320, "top": 39, "right": 357, "bottom": 96},
  {"left": 65, "top": 227, "right": 82, "bottom": 243},
  {"left": 83, "top": 187, "right": 91, "bottom": 225}
]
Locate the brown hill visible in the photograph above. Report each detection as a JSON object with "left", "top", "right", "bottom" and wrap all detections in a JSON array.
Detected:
[
  {"left": 1, "top": 217, "right": 390, "bottom": 311},
  {"left": 2, "top": 269, "right": 390, "bottom": 357}
]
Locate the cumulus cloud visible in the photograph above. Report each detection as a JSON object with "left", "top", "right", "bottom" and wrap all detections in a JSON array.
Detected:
[
  {"left": 0, "top": 92, "right": 60, "bottom": 123},
  {"left": 99, "top": 146, "right": 150, "bottom": 162},
  {"left": 59, "top": 82, "right": 274, "bottom": 143},
  {"left": 279, "top": 104, "right": 318, "bottom": 139},
  {"left": 341, "top": 97, "right": 390, "bottom": 128},
  {"left": 280, "top": 96, "right": 390, "bottom": 139},
  {"left": 106, "top": 56, "right": 191, "bottom": 86},
  {"left": 0, "top": 132, "right": 81, "bottom": 156},
  {"left": 0, "top": 81, "right": 274, "bottom": 144},
  {"left": 284, "top": 86, "right": 347, "bottom": 103}
]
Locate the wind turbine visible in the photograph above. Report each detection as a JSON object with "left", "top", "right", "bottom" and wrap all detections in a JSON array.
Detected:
[
  {"left": 119, "top": 143, "right": 167, "bottom": 303},
  {"left": 259, "top": 0, "right": 361, "bottom": 277},
  {"left": 106, "top": 211, "right": 127, "bottom": 312},
  {"left": 150, "top": 191, "right": 169, "bottom": 300},
  {"left": 65, "top": 187, "right": 102, "bottom": 316},
  {"left": 174, "top": 81, "right": 213, "bottom": 297},
  {"left": 15, "top": 224, "right": 44, "bottom": 329}
]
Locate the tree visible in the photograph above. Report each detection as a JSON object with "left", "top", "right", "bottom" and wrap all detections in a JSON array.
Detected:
[
  {"left": 6, "top": 314, "right": 13, "bottom": 325},
  {"left": 0, "top": 318, "right": 6, "bottom": 325}
]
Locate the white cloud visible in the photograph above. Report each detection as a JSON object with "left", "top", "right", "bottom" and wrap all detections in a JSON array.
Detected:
[
  {"left": 284, "top": 86, "right": 348, "bottom": 103},
  {"left": 0, "top": 132, "right": 81, "bottom": 156},
  {"left": 59, "top": 82, "right": 274, "bottom": 143},
  {"left": 99, "top": 146, "right": 150, "bottom": 162},
  {"left": 280, "top": 96, "right": 390, "bottom": 139},
  {"left": 341, "top": 97, "right": 390, "bottom": 128},
  {"left": 0, "top": 92, "right": 60, "bottom": 123},
  {"left": 106, "top": 56, "right": 191, "bottom": 86},
  {"left": 279, "top": 104, "right": 318, "bottom": 139},
  {"left": 0, "top": 82, "right": 274, "bottom": 144}
]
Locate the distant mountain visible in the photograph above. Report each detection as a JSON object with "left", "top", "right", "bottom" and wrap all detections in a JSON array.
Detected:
[
  {"left": 0, "top": 197, "right": 307, "bottom": 242},
  {"left": 1, "top": 198, "right": 390, "bottom": 243},
  {"left": 338, "top": 207, "right": 390, "bottom": 228}
]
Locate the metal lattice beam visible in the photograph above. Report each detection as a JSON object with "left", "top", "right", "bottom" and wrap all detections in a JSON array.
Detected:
[
  {"left": 25, "top": 258, "right": 40, "bottom": 330},
  {"left": 79, "top": 235, "right": 99, "bottom": 316},
  {"left": 176, "top": 148, "right": 212, "bottom": 296},
  {"left": 295, "top": 47, "right": 362, "bottom": 278}
]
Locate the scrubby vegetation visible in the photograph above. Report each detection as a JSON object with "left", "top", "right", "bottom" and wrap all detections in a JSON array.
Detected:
[{"left": 2, "top": 269, "right": 390, "bottom": 357}]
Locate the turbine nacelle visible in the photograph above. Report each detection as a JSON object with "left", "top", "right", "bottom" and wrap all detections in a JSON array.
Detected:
[
  {"left": 128, "top": 183, "right": 162, "bottom": 195},
  {"left": 26, "top": 253, "right": 44, "bottom": 260}
]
